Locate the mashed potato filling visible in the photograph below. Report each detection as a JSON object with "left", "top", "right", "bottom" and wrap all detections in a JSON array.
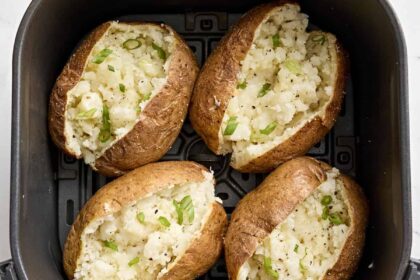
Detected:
[
  {"left": 74, "top": 172, "right": 220, "bottom": 280},
  {"left": 239, "top": 169, "right": 350, "bottom": 280},
  {"left": 220, "top": 4, "right": 338, "bottom": 166},
  {"left": 65, "top": 22, "right": 174, "bottom": 164}
]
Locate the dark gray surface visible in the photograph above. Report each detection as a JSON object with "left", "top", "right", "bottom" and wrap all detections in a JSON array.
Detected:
[{"left": 11, "top": 0, "right": 411, "bottom": 279}]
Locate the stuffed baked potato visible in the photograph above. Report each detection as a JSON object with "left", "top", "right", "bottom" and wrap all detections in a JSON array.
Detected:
[
  {"left": 63, "top": 161, "right": 227, "bottom": 279},
  {"left": 225, "top": 157, "right": 368, "bottom": 280},
  {"left": 190, "top": 1, "right": 346, "bottom": 172},
  {"left": 49, "top": 21, "right": 198, "bottom": 176}
]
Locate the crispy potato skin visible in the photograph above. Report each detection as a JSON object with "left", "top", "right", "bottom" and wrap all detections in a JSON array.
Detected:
[
  {"left": 49, "top": 22, "right": 199, "bottom": 176},
  {"left": 189, "top": 0, "right": 346, "bottom": 173},
  {"left": 63, "top": 161, "right": 227, "bottom": 279},
  {"left": 224, "top": 157, "right": 368, "bottom": 280}
]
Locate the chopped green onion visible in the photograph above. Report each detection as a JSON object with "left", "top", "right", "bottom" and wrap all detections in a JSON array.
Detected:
[
  {"left": 128, "top": 257, "right": 140, "bottom": 267},
  {"left": 329, "top": 213, "right": 344, "bottom": 225},
  {"left": 260, "top": 121, "right": 278, "bottom": 135},
  {"left": 322, "top": 207, "right": 329, "bottom": 220},
  {"left": 119, "top": 83, "right": 126, "bottom": 93},
  {"left": 223, "top": 116, "right": 239, "bottom": 136},
  {"left": 108, "top": 65, "right": 115, "bottom": 72},
  {"left": 76, "top": 108, "right": 97, "bottom": 119},
  {"left": 173, "top": 195, "right": 194, "bottom": 225},
  {"left": 103, "top": 240, "right": 118, "bottom": 251},
  {"left": 122, "top": 39, "right": 141, "bottom": 50},
  {"left": 299, "top": 260, "right": 306, "bottom": 273},
  {"left": 311, "top": 34, "right": 326, "bottom": 45},
  {"left": 158, "top": 216, "right": 171, "bottom": 227},
  {"left": 294, "top": 244, "right": 299, "bottom": 253},
  {"left": 257, "top": 83, "right": 271, "bottom": 97},
  {"left": 173, "top": 200, "right": 184, "bottom": 225},
  {"left": 180, "top": 195, "right": 192, "bottom": 210},
  {"left": 272, "top": 34, "right": 281, "bottom": 49},
  {"left": 321, "top": 195, "right": 332, "bottom": 206},
  {"left": 263, "top": 257, "right": 279, "bottom": 278},
  {"left": 237, "top": 80, "right": 247, "bottom": 89},
  {"left": 98, "top": 105, "right": 111, "bottom": 143},
  {"left": 152, "top": 43, "right": 167, "bottom": 60},
  {"left": 141, "top": 92, "right": 152, "bottom": 101},
  {"left": 284, "top": 60, "right": 301, "bottom": 75},
  {"left": 92, "top": 48, "right": 112, "bottom": 64},
  {"left": 137, "top": 212, "right": 145, "bottom": 224}
]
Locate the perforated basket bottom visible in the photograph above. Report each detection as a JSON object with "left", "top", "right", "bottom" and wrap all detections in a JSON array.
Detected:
[{"left": 56, "top": 12, "right": 356, "bottom": 279}]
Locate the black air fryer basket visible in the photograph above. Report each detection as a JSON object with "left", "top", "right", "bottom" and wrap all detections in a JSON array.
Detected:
[{"left": 5, "top": 0, "right": 418, "bottom": 279}]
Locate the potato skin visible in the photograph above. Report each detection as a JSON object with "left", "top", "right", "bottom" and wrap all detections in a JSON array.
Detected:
[
  {"left": 63, "top": 161, "right": 227, "bottom": 279},
  {"left": 189, "top": 1, "right": 346, "bottom": 173},
  {"left": 49, "top": 22, "right": 199, "bottom": 177},
  {"left": 224, "top": 157, "right": 368, "bottom": 280}
]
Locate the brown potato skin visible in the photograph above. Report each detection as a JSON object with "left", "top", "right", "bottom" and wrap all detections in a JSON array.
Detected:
[
  {"left": 189, "top": 1, "right": 346, "bottom": 173},
  {"left": 49, "top": 22, "right": 199, "bottom": 177},
  {"left": 224, "top": 157, "right": 368, "bottom": 280},
  {"left": 63, "top": 161, "right": 227, "bottom": 279},
  {"left": 160, "top": 202, "right": 227, "bottom": 280}
]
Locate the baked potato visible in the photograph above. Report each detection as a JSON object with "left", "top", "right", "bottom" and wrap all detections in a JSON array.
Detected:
[
  {"left": 63, "top": 161, "right": 227, "bottom": 279},
  {"left": 49, "top": 21, "right": 198, "bottom": 177},
  {"left": 190, "top": 1, "right": 346, "bottom": 172},
  {"left": 225, "top": 157, "right": 368, "bottom": 280}
]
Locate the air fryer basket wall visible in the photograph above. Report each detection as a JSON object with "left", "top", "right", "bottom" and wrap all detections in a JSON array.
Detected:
[{"left": 11, "top": 0, "right": 411, "bottom": 279}]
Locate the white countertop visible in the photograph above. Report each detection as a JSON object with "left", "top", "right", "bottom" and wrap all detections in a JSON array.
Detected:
[{"left": 0, "top": 0, "right": 419, "bottom": 262}]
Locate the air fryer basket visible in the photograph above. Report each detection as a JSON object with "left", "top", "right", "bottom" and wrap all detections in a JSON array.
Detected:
[{"left": 10, "top": 0, "right": 413, "bottom": 279}]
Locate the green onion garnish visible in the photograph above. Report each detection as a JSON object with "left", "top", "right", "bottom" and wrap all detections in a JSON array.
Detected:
[
  {"left": 299, "top": 260, "right": 306, "bottom": 273},
  {"left": 119, "top": 83, "right": 126, "bottom": 93},
  {"left": 141, "top": 92, "right": 152, "bottom": 101},
  {"left": 122, "top": 39, "right": 141, "bottom": 50},
  {"left": 173, "top": 200, "right": 184, "bottom": 225},
  {"left": 92, "top": 48, "right": 112, "bottom": 64},
  {"left": 321, "top": 195, "right": 332, "bottom": 206},
  {"left": 103, "top": 240, "right": 118, "bottom": 251},
  {"left": 223, "top": 116, "right": 239, "bottom": 136},
  {"left": 108, "top": 65, "right": 115, "bottom": 72},
  {"left": 284, "top": 60, "right": 301, "bottom": 75},
  {"left": 257, "top": 83, "right": 271, "bottom": 97},
  {"left": 173, "top": 195, "right": 194, "bottom": 225},
  {"left": 272, "top": 34, "right": 281, "bottom": 49},
  {"left": 322, "top": 207, "right": 329, "bottom": 220},
  {"left": 152, "top": 43, "right": 167, "bottom": 60},
  {"left": 263, "top": 257, "right": 279, "bottom": 278},
  {"left": 260, "top": 121, "right": 278, "bottom": 135},
  {"left": 98, "top": 105, "right": 111, "bottom": 143},
  {"left": 294, "top": 244, "right": 299, "bottom": 253},
  {"left": 128, "top": 257, "right": 140, "bottom": 267},
  {"left": 311, "top": 34, "right": 326, "bottom": 45},
  {"left": 329, "top": 213, "right": 344, "bottom": 225},
  {"left": 158, "top": 216, "right": 171, "bottom": 227},
  {"left": 237, "top": 80, "right": 247, "bottom": 89},
  {"left": 76, "top": 108, "right": 97, "bottom": 119},
  {"left": 137, "top": 212, "right": 145, "bottom": 224}
]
